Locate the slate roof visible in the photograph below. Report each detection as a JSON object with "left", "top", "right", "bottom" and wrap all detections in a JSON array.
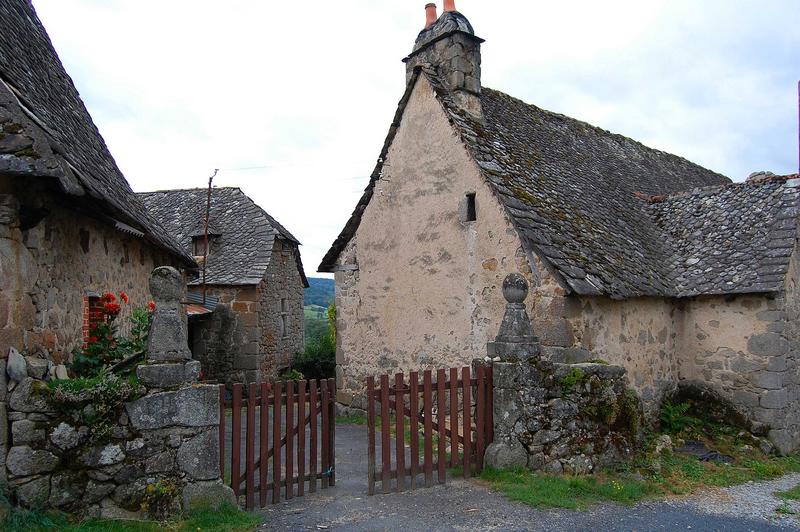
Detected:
[
  {"left": 646, "top": 174, "right": 800, "bottom": 296},
  {"left": 0, "top": 0, "right": 193, "bottom": 265},
  {"left": 320, "top": 68, "right": 796, "bottom": 299},
  {"left": 139, "top": 188, "right": 308, "bottom": 287}
]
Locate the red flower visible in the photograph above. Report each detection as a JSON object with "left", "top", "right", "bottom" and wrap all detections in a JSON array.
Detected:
[
  {"left": 89, "top": 336, "right": 98, "bottom": 343},
  {"left": 104, "top": 302, "right": 121, "bottom": 315},
  {"left": 147, "top": 301, "right": 156, "bottom": 312},
  {"left": 119, "top": 291, "right": 129, "bottom": 304},
  {"left": 102, "top": 292, "right": 117, "bottom": 303}
]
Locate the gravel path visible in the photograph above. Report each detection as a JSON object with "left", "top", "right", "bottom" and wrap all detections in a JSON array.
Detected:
[
  {"left": 257, "top": 423, "right": 800, "bottom": 531},
  {"left": 675, "top": 472, "right": 800, "bottom": 528}
]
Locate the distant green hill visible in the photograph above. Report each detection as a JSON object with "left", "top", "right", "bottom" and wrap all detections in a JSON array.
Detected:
[{"left": 304, "top": 277, "right": 334, "bottom": 308}]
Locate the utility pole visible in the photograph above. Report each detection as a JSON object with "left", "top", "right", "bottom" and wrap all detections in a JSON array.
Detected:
[{"left": 203, "top": 169, "right": 218, "bottom": 305}]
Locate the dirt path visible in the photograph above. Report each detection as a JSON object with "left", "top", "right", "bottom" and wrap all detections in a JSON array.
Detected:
[{"left": 255, "top": 423, "right": 799, "bottom": 531}]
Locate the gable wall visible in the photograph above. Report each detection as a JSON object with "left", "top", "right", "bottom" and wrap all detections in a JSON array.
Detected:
[{"left": 334, "top": 77, "right": 530, "bottom": 406}]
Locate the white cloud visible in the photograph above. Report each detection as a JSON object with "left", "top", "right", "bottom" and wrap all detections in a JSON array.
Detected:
[{"left": 33, "top": 0, "right": 800, "bottom": 275}]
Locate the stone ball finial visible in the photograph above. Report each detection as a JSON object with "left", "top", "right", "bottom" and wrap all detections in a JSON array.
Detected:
[
  {"left": 502, "top": 273, "right": 528, "bottom": 304},
  {"left": 149, "top": 266, "right": 184, "bottom": 303}
]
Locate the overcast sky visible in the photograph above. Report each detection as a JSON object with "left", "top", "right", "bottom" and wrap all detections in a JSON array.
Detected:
[{"left": 34, "top": 0, "right": 799, "bottom": 277}]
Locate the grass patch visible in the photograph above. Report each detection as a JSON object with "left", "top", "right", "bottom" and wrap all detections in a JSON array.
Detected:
[
  {"left": 337, "top": 414, "right": 368, "bottom": 425},
  {"left": 776, "top": 503, "right": 797, "bottom": 515},
  {"left": 481, "top": 468, "right": 650, "bottom": 510},
  {"left": 1, "top": 503, "right": 260, "bottom": 532},
  {"left": 776, "top": 483, "right": 800, "bottom": 501}
]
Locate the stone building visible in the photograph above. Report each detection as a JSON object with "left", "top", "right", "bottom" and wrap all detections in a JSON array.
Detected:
[
  {"left": 0, "top": 0, "right": 195, "bottom": 488},
  {"left": 139, "top": 187, "right": 308, "bottom": 384},
  {"left": 320, "top": 2, "right": 800, "bottom": 453}
]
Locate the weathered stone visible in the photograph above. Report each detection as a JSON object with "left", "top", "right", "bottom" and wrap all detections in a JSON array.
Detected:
[
  {"left": 167, "top": 434, "right": 182, "bottom": 448},
  {"left": 25, "top": 356, "right": 48, "bottom": 379},
  {"left": 15, "top": 475, "right": 50, "bottom": 508},
  {"left": 80, "top": 444, "right": 125, "bottom": 468},
  {"left": 50, "top": 422, "right": 80, "bottom": 450},
  {"left": 181, "top": 480, "right": 236, "bottom": 511},
  {"left": 126, "top": 385, "right": 218, "bottom": 430},
  {"left": 563, "top": 455, "right": 594, "bottom": 474},
  {"left": 7, "top": 347, "right": 26, "bottom": 382},
  {"left": 9, "top": 377, "right": 53, "bottom": 412},
  {"left": 111, "top": 477, "right": 149, "bottom": 509},
  {"left": 84, "top": 480, "right": 116, "bottom": 504},
  {"left": 760, "top": 389, "right": 788, "bottom": 409},
  {"left": 484, "top": 442, "right": 527, "bottom": 469},
  {"left": 101, "top": 497, "right": 142, "bottom": 520},
  {"left": 145, "top": 450, "right": 175, "bottom": 474},
  {"left": 543, "top": 460, "right": 563, "bottom": 474},
  {"left": 49, "top": 471, "right": 85, "bottom": 508},
  {"left": 54, "top": 364, "right": 69, "bottom": 380},
  {"left": 11, "top": 419, "right": 44, "bottom": 445},
  {"left": 7, "top": 446, "right": 59, "bottom": 476},
  {"left": 136, "top": 361, "right": 199, "bottom": 388},
  {"left": 747, "top": 333, "right": 789, "bottom": 357},
  {"left": 753, "top": 371, "right": 784, "bottom": 390},
  {"left": 146, "top": 267, "right": 192, "bottom": 362},
  {"left": 178, "top": 429, "right": 219, "bottom": 480}
]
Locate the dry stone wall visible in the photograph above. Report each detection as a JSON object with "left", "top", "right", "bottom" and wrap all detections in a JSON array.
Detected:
[{"left": 3, "top": 267, "right": 233, "bottom": 518}]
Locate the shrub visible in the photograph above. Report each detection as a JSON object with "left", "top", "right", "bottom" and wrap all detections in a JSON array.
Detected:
[
  {"left": 70, "top": 292, "right": 154, "bottom": 378},
  {"left": 293, "top": 304, "right": 336, "bottom": 380},
  {"left": 660, "top": 401, "right": 696, "bottom": 434}
]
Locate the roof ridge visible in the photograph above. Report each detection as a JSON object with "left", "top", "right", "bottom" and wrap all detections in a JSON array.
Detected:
[
  {"left": 636, "top": 173, "right": 797, "bottom": 204},
  {"left": 138, "top": 186, "right": 243, "bottom": 194}
]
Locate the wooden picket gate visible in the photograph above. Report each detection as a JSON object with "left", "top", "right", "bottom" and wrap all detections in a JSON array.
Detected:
[
  {"left": 366, "top": 364, "right": 493, "bottom": 495},
  {"left": 219, "top": 379, "right": 336, "bottom": 510}
]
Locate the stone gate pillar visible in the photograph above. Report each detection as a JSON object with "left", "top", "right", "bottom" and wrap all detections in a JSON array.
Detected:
[{"left": 484, "top": 273, "right": 542, "bottom": 469}]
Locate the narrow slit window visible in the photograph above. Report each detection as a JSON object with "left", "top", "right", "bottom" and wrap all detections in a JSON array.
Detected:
[{"left": 466, "top": 193, "right": 477, "bottom": 222}]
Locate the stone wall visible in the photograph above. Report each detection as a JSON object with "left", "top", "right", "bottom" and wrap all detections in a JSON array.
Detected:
[
  {"left": 485, "top": 274, "right": 641, "bottom": 473},
  {"left": 0, "top": 183, "right": 177, "bottom": 364},
  {"left": 189, "top": 285, "right": 260, "bottom": 385},
  {"left": 189, "top": 238, "right": 304, "bottom": 385},
  {"left": 257, "top": 238, "right": 305, "bottom": 377},
  {"left": 2, "top": 267, "right": 233, "bottom": 518}
]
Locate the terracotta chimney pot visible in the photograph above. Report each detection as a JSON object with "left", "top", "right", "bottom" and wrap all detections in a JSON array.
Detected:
[
  {"left": 425, "top": 3, "right": 438, "bottom": 29},
  {"left": 443, "top": 0, "right": 456, "bottom": 12}
]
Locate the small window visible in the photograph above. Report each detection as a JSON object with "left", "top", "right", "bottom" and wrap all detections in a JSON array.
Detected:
[
  {"left": 279, "top": 297, "right": 289, "bottom": 338},
  {"left": 83, "top": 294, "right": 104, "bottom": 345},
  {"left": 465, "top": 193, "right": 477, "bottom": 222},
  {"left": 192, "top": 236, "right": 209, "bottom": 256}
]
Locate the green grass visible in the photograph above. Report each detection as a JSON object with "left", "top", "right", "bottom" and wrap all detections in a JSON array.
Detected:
[
  {"left": 776, "top": 503, "right": 797, "bottom": 515},
  {"left": 1, "top": 503, "right": 260, "bottom": 532},
  {"left": 337, "top": 414, "right": 368, "bottom": 425},
  {"left": 775, "top": 483, "right": 800, "bottom": 501},
  {"left": 481, "top": 452, "right": 800, "bottom": 511},
  {"left": 481, "top": 468, "right": 650, "bottom": 510}
]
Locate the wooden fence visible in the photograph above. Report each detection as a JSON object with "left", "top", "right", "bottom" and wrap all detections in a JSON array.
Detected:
[
  {"left": 219, "top": 379, "right": 336, "bottom": 510},
  {"left": 366, "top": 365, "right": 493, "bottom": 495}
]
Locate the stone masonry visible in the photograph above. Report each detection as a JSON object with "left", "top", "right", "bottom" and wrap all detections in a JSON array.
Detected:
[
  {"left": 3, "top": 267, "right": 233, "bottom": 518},
  {"left": 485, "top": 274, "right": 642, "bottom": 473}
]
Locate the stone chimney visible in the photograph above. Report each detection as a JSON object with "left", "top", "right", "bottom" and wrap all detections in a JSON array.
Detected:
[{"left": 403, "top": 1, "right": 484, "bottom": 116}]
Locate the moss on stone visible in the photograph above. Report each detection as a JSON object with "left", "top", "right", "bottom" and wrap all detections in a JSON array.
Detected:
[{"left": 559, "top": 367, "right": 585, "bottom": 394}]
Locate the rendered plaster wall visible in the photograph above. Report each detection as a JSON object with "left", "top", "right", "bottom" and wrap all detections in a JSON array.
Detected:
[
  {"left": 334, "top": 77, "right": 537, "bottom": 407},
  {"left": 257, "top": 239, "right": 305, "bottom": 378},
  {"left": 0, "top": 182, "right": 174, "bottom": 364}
]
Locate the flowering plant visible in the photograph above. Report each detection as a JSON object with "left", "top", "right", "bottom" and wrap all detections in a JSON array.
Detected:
[{"left": 70, "top": 291, "right": 155, "bottom": 378}]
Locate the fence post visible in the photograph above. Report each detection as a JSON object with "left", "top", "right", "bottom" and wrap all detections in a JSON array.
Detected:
[
  {"left": 328, "top": 378, "right": 336, "bottom": 486},
  {"left": 395, "top": 373, "right": 406, "bottom": 491},
  {"left": 246, "top": 383, "right": 256, "bottom": 510},
  {"left": 367, "top": 376, "right": 376, "bottom": 496},
  {"left": 232, "top": 384, "right": 242, "bottom": 497}
]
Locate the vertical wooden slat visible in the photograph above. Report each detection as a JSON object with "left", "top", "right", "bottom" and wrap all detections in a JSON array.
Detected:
[
  {"left": 259, "top": 383, "right": 269, "bottom": 508},
  {"left": 231, "top": 384, "right": 242, "bottom": 497},
  {"left": 409, "top": 371, "right": 419, "bottom": 490},
  {"left": 286, "top": 380, "right": 295, "bottom": 500},
  {"left": 218, "top": 385, "right": 225, "bottom": 479},
  {"left": 379, "top": 374, "right": 391, "bottom": 494},
  {"left": 246, "top": 383, "right": 256, "bottom": 510},
  {"left": 449, "top": 368, "right": 458, "bottom": 468},
  {"left": 297, "top": 380, "right": 306, "bottom": 497},
  {"left": 487, "top": 365, "right": 494, "bottom": 444},
  {"left": 476, "top": 366, "right": 486, "bottom": 473},
  {"left": 321, "top": 379, "right": 331, "bottom": 490},
  {"left": 462, "top": 367, "right": 471, "bottom": 478},
  {"left": 423, "top": 370, "right": 433, "bottom": 488},
  {"left": 309, "top": 380, "right": 318, "bottom": 493},
  {"left": 367, "top": 376, "right": 376, "bottom": 496},
  {"left": 328, "top": 378, "right": 336, "bottom": 487},
  {"left": 395, "top": 373, "right": 405, "bottom": 491},
  {"left": 272, "top": 380, "right": 282, "bottom": 504},
  {"left": 436, "top": 369, "right": 446, "bottom": 484}
]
